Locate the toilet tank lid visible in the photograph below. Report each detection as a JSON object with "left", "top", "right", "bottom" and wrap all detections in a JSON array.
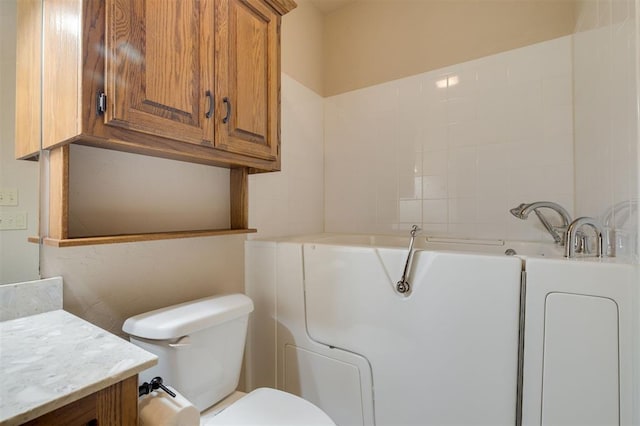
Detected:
[{"left": 122, "top": 294, "right": 254, "bottom": 340}]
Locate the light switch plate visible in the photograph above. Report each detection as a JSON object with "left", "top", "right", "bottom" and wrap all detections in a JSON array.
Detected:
[
  {"left": 0, "top": 189, "right": 18, "bottom": 206},
  {"left": 0, "top": 212, "right": 27, "bottom": 230}
]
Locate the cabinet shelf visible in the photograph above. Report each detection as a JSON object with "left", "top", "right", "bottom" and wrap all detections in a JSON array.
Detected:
[
  {"left": 43, "top": 146, "right": 253, "bottom": 247},
  {"left": 41, "top": 228, "right": 257, "bottom": 248}
]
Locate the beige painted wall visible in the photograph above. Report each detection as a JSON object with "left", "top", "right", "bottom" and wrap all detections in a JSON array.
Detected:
[
  {"left": 0, "top": 0, "right": 40, "bottom": 285},
  {"left": 41, "top": 145, "right": 243, "bottom": 338},
  {"left": 282, "top": 0, "right": 325, "bottom": 95},
  {"left": 324, "top": 0, "right": 577, "bottom": 96},
  {"left": 67, "top": 145, "right": 230, "bottom": 237},
  {"left": 41, "top": 236, "right": 246, "bottom": 338}
]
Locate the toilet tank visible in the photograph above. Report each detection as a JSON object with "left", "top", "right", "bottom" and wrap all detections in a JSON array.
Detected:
[{"left": 123, "top": 294, "right": 254, "bottom": 412}]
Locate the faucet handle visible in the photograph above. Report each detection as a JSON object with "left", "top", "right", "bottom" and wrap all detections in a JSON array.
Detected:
[{"left": 576, "top": 230, "right": 592, "bottom": 254}]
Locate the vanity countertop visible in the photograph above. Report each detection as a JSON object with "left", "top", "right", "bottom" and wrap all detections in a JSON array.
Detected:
[{"left": 0, "top": 309, "right": 157, "bottom": 425}]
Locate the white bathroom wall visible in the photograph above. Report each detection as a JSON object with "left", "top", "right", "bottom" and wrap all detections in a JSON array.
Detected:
[
  {"left": 248, "top": 74, "right": 325, "bottom": 239},
  {"left": 573, "top": 0, "right": 639, "bottom": 261},
  {"left": 325, "top": 36, "right": 574, "bottom": 242},
  {"left": 247, "top": 1, "right": 325, "bottom": 239}
]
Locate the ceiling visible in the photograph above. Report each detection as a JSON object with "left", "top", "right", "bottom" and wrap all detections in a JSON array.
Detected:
[{"left": 307, "top": 0, "right": 357, "bottom": 14}]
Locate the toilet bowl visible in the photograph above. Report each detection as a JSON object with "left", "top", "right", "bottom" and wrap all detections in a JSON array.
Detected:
[
  {"left": 202, "top": 388, "right": 336, "bottom": 426},
  {"left": 123, "top": 294, "right": 335, "bottom": 426}
]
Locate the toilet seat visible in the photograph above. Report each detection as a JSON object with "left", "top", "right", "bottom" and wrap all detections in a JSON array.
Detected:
[{"left": 206, "top": 388, "right": 336, "bottom": 426}]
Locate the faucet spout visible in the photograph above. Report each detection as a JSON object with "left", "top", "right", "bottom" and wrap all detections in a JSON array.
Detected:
[
  {"left": 564, "top": 217, "right": 605, "bottom": 258},
  {"left": 509, "top": 201, "right": 572, "bottom": 245}
]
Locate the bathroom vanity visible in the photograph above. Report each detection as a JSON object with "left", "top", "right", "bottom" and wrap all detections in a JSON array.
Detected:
[{"left": 0, "top": 309, "right": 157, "bottom": 425}]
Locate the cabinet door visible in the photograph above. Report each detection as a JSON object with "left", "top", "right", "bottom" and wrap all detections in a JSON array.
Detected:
[
  {"left": 15, "top": 0, "right": 42, "bottom": 159},
  {"left": 215, "top": 0, "right": 280, "bottom": 162},
  {"left": 105, "top": 0, "right": 214, "bottom": 146}
]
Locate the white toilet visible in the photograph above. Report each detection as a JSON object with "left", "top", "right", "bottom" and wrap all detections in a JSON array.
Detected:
[{"left": 123, "top": 294, "right": 335, "bottom": 425}]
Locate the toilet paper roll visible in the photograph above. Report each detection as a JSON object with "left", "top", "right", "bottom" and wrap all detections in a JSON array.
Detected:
[{"left": 139, "top": 386, "right": 200, "bottom": 426}]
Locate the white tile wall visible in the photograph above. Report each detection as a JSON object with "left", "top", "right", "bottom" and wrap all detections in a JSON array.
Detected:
[
  {"left": 248, "top": 74, "right": 325, "bottom": 238},
  {"left": 325, "top": 36, "right": 575, "bottom": 242},
  {"left": 574, "top": 0, "right": 639, "bottom": 261}
]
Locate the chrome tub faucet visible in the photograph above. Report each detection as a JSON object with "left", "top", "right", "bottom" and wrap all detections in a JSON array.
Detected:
[
  {"left": 564, "top": 217, "right": 605, "bottom": 258},
  {"left": 510, "top": 201, "right": 572, "bottom": 245}
]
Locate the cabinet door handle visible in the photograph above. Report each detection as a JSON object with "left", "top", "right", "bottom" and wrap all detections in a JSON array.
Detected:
[
  {"left": 223, "top": 97, "right": 231, "bottom": 124},
  {"left": 205, "top": 90, "right": 213, "bottom": 119}
]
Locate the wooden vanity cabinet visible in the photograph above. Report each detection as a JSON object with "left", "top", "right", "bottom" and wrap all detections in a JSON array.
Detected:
[
  {"left": 42, "top": 0, "right": 295, "bottom": 171},
  {"left": 23, "top": 375, "right": 138, "bottom": 426}
]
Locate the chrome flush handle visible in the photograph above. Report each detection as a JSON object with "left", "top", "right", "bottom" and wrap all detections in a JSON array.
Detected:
[{"left": 168, "top": 335, "right": 192, "bottom": 348}]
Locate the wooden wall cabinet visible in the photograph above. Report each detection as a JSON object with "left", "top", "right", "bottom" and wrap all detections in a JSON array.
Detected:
[
  {"left": 42, "top": 0, "right": 295, "bottom": 171},
  {"left": 104, "top": 0, "right": 215, "bottom": 148},
  {"left": 214, "top": 0, "right": 281, "bottom": 168},
  {"left": 15, "top": 0, "right": 42, "bottom": 160},
  {"left": 24, "top": 0, "right": 296, "bottom": 246}
]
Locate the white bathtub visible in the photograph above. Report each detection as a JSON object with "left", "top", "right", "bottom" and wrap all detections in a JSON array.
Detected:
[
  {"left": 244, "top": 233, "right": 638, "bottom": 426},
  {"left": 282, "top": 233, "right": 565, "bottom": 258}
]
